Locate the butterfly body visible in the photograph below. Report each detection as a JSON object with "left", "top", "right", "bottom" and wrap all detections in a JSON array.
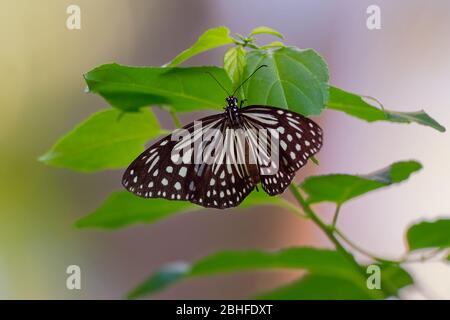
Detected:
[
  {"left": 123, "top": 96, "right": 323, "bottom": 209},
  {"left": 224, "top": 96, "right": 243, "bottom": 128}
]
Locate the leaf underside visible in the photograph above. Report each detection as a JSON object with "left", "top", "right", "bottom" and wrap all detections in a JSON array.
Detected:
[
  {"left": 167, "top": 26, "right": 234, "bottom": 67},
  {"left": 84, "top": 64, "right": 231, "bottom": 113},
  {"left": 407, "top": 219, "right": 450, "bottom": 251},
  {"left": 301, "top": 160, "right": 422, "bottom": 205},
  {"left": 127, "top": 247, "right": 412, "bottom": 300},
  {"left": 39, "top": 109, "right": 165, "bottom": 172},
  {"left": 76, "top": 190, "right": 292, "bottom": 229},
  {"left": 327, "top": 86, "right": 445, "bottom": 132}
]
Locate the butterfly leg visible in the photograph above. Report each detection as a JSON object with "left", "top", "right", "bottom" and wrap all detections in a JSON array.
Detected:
[{"left": 239, "top": 99, "right": 247, "bottom": 108}]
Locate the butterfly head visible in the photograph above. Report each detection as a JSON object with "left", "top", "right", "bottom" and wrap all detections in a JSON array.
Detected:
[{"left": 226, "top": 96, "right": 238, "bottom": 108}]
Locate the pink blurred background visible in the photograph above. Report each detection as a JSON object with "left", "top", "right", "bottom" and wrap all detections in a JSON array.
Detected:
[{"left": 0, "top": 0, "right": 449, "bottom": 299}]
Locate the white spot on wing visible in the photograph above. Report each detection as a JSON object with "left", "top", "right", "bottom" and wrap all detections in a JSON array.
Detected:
[{"left": 179, "top": 167, "right": 187, "bottom": 177}]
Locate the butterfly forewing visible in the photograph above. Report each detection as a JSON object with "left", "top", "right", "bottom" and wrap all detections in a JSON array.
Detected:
[
  {"left": 122, "top": 114, "right": 257, "bottom": 209},
  {"left": 123, "top": 114, "right": 223, "bottom": 201}
]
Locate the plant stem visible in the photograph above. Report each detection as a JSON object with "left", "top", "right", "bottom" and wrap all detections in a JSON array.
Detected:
[
  {"left": 399, "top": 247, "right": 446, "bottom": 264},
  {"left": 331, "top": 204, "right": 341, "bottom": 228},
  {"left": 280, "top": 199, "right": 307, "bottom": 219},
  {"left": 289, "top": 184, "right": 400, "bottom": 298},
  {"left": 290, "top": 185, "right": 440, "bottom": 266},
  {"left": 169, "top": 110, "right": 182, "bottom": 128},
  {"left": 334, "top": 229, "right": 397, "bottom": 264},
  {"left": 289, "top": 185, "right": 361, "bottom": 267}
]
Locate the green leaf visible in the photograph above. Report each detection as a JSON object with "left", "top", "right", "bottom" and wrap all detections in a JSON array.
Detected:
[
  {"left": 76, "top": 190, "right": 295, "bottom": 229},
  {"left": 328, "top": 86, "right": 446, "bottom": 132},
  {"left": 85, "top": 64, "right": 230, "bottom": 112},
  {"left": 39, "top": 109, "right": 164, "bottom": 172},
  {"left": 76, "top": 191, "right": 197, "bottom": 229},
  {"left": 243, "top": 46, "right": 329, "bottom": 116},
  {"left": 257, "top": 263, "right": 412, "bottom": 300},
  {"left": 377, "top": 263, "right": 414, "bottom": 296},
  {"left": 257, "top": 274, "right": 376, "bottom": 300},
  {"left": 301, "top": 160, "right": 422, "bottom": 205},
  {"left": 310, "top": 156, "right": 320, "bottom": 166},
  {"left": 249, "top": 26, "right": 284, "bottom": 39},
  {"left": 407, "top": 219, "right": 450, "bottom": 251},
  {"left": 126, "top": 247, "right": 367, "bottom": 299},
  {"left": 223, "top": 46, "right": 246, "bottom": 90},
  {"left": 167, "top": 26, "right": 234, "bottom": 67}
]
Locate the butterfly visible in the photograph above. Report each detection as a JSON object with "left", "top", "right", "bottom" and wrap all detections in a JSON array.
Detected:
[{"left": 122, "top": 65, "right": 323, "bottom": 209}]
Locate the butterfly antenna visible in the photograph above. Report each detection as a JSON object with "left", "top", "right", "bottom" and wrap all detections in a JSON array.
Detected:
[
  {"left": 232, "top": 64, "right": 268, "bottom": 96},
  {"left": 205, "top": 72, "right": 231, "bottom": 96}
]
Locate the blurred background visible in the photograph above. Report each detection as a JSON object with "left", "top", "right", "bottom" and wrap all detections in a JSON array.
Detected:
[{"left": 0, "top": 0, "right": 449, "bottom": 299}]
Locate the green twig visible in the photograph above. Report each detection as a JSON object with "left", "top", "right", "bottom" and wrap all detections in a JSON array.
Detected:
[
  {"left": 399, "top": 248, "right": 447, "bottom": 264},
  {"left": 310, "top": 156, "right": 320, "bottom": 166},
  {"left": 233, "top": 33, "right": 260, "bottom": 49},
  {"left": 279, "top": 199, "right": 307, "bottom": 219},
  {"left": 334, "top": 229, "right": 397, "bottom": 264},
  {"left": 331, "top": 204, "right": 341, "bottom": 228}
]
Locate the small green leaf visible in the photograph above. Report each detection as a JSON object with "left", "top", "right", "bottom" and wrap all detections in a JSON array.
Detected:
[
  {"left": 261, "top": 41, "right": 285, "bottom": 49},
  {"left": 223, "top": 46, "right": 246, "bottom": 90},
  {"left": 39, "top": 109, "right": 164, "bottom": 172},
  {"left": 127, "top": 262, "right": 190, "bottom": 300},
  {"left": 76, "top": 190, "right": 294, "bottom": 229},
  {"left": 85, "top": 64, "right": 230, "bottom": 112},
  {"left": 249, "top": 26, "right": 284, "bottom": 39},
  {"left": 244, "top": 46, "right": 329, "bottom": 116},
  {"left": 167, "top": 26, "right": 234, "bottom": 67},
  {"left": 328, "top": 86, "right": 446, "bottom": 132},
  {"left": 126, "top": 247, "right": 364, "bottom": 299},
  {"left": 385, "top": 110, "right": 446, "bottom": 132},
  {"left": 301, "top": 160, "right": 422, "bottom": 205},
  {"left": 407, "top": 219, "right": 450, "bottom": 251},
  {"left": 257, "top": 274, "right": 377, "bottom": 300}
]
